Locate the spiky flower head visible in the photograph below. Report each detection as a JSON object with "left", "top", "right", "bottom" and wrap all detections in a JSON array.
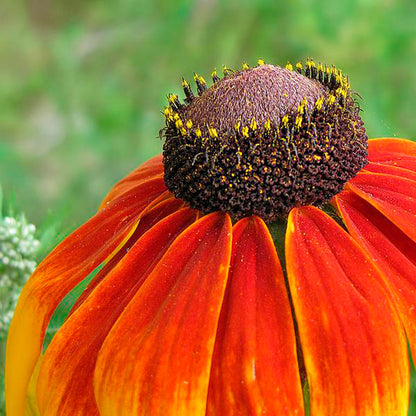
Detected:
[
  {"left": 0, "top": 215, "right": 39, "bottom": 332},
  {"left": 162, "top": 59, "right": 368, "bottom": 222}
]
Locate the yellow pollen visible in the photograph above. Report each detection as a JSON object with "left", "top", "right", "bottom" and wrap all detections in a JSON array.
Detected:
[
  {"left": 186, "top": 120, "right": 193, "bottom": 129},
  {"left": 209, "top": 127, "right": 218, "bottom": 138},
  {"left": 193, "top": 73, "right": 206, "bottom": 86},
  {"left": 242, "top": 126, "right": 249, "bottom": 137},
  {"left": 168, "top": 94, "right": 178, "bottom": 103},
  {"left": 327, "top": 95, "right": 336, "bottom": 106},
  {"left": 297, "top": 98, "right": 307, "bottom": 115},
  {"left": 242, "top": 62, "right": 249, "bottom": 70},
  {"left": 315, "top": 97, "right": 324, "bottom": 111},
  {"left": 336, "top": 87, "right": 347, "bottom": 98},
  {"left": 195, "top": 128, "right": 202, "bottom": 138},
  {"left": 285, "top": 63, "right": 293, "bottom": 71},
  {"left": 164, "top": 107, "right": 174, "bottom": 120},
  {"left": 257, "top": 58, "right": 265, "bottom": 66},
  {"left": 250, "top": 118, "right": 258, "bottom": 130},
  {"left": 264, "top": 119, "right": 271, "bottom": 131}
]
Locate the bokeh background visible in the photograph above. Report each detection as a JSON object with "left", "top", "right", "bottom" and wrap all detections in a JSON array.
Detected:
[{"left": 1, "top": 0, "right": 416, "bottom": 413}]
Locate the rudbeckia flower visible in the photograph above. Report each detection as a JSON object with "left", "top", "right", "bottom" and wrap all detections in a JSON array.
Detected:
[{"left": 5, "top": 59, "right": 416, "bottom": 415}]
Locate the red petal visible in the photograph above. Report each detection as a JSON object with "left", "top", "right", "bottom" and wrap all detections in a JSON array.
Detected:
[
  {"left": 206, "top": 216, "right": 304, "bottom": 415},
  {"left": 286, "top": 206, "right": 409, "bottom": 416},
  {"left": 367, "top": 138, "right": 416, "bottom": 171},
  {"left": 37, "top": 207, "right": 197, "bottom": 415},
  {"left": 348, "top": 171, "right": 416, "bottom": 241},
  {"left": 336, "top": 191, "right": 416, "bottom": 362},
  {"left": 100, "top": 155, "right": 165, "bottom": 206},
  {"left": 5, "top": 176, "right": 165, "bottom": 416},
  {"left": 94, "top": 212, "right": 232, "bottom": 415},
  {"left": 68, "top": 196, "right": 185, "bottom": 315},
  {"left": 363, "top": 162, "right": 416, "bottom": 182}
]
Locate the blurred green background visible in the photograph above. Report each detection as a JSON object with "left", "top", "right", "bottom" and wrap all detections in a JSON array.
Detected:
[{"left": 1, "top": 0, "right": 416, "bottom": 413}]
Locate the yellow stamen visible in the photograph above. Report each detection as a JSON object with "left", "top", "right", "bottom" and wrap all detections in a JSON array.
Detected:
[
  {"left": 193, "top": 73, "right": 206, "bottom": 86},
  {"left": 327, "top": 95, "right": 336, "bottom": 106},
  {"left": 315, "top": 98, "right": 323, "bottom": 110},
  {"left": 175, "top": 119, "right": 183, "bottom": 129},
  {"left": 168, "top": 94, "right": 178, "bottom": 103},
  {"left": 209, "top": 127, "right": 218, "bottom": 138},
  {"left": 264, "top": 119, "right": 271, "bottom": 131}
]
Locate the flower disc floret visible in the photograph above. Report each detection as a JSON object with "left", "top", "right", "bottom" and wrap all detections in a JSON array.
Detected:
[{"left": 162, "top": 60, "right": 368, "bottom": 222}]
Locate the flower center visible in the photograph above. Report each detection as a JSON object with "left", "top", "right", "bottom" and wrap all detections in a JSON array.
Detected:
[{"left": 162, "top": 60, "right": 368, "bottom": 222}]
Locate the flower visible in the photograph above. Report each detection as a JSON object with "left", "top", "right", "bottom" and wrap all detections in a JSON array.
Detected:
[
  {"left": 5, "top": 59, "right": 416, "bottom": 415},
  {"left": 0, "top": 214, "right": 39, "bottom": 333}
]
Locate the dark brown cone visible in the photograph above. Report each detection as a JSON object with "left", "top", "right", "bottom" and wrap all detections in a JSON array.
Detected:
[{"left": 162, "top": 62, "right": 368, "bottom": 222}]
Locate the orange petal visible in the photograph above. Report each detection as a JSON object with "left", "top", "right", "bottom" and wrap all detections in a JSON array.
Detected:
[
  {"left": 336, "top": 191, "right": 416, "bottom": 363},
  {"left": 37, "top": 207, "right": 197, "bottom": 415},
  {"left": 286, "top": 206, "right": 409, "bottom": 416},
  {"left": 206, "top": 216, "right": 304, "bottom": 415},
  {"left": 100, "top": 155, "right": 164, "bottom": 206},
  {"left": 68, "top": 196, "right": 185, "bottom": 316},
  {"left": 348, "top": 171, "right": 416, "bottom": 241},
  {"left": 94, "top": 212, "right": 232, "bottom": 415},
  {"left": 363, "top": 162, "right": 416, "bottom": 182},
  {"left": 367, "top": 138, "right": 416, "bottom": 171},
  {"left": 5, "top": 176, "right": 165, "bottom": 416}
]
